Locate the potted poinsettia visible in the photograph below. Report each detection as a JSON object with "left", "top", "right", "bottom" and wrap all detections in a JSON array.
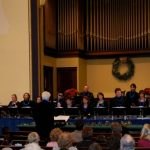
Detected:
[{"left": 64, "top": 88, "right": 79, "bottom": 99}]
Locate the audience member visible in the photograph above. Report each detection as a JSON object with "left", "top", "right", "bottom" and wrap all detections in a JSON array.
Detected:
[
  {"left": 21, "top": 132, "right": 42, "bottom": 150},
  {"left": 96, "top": 92, "right": 107, "bottom": 108},
  {"left": 8, "top": 94, "right": 20, "bottom": 108},
  {"left": 88, "top": 143, "right": 102, "bottom": 150},
  {"left": 107, "top": 122, "right": 122, "bottom": 150},
  {"left": 53, "top": 132, "right": 78, "bottom": 150},
  {"left": 76, "top": 127, "right": 93, "bottom": 148},
  {"left": 33, "top": 91, "right": 54, "bottom": 140},
  {"left": 71, "top": 119, "right": 84, "bottom": 143},
  {"left": 20, "top": 93, "right": 32, "bottom": 107},
  {"left": 80, "top": 85, "right": 94, "bottom": 104},
  {"left": 138, "top": 90, "right": 149, "bottom": 107},
  {"left": 126, "top": 83, "right": 139, "bottom": 107},
  {"left": 47, "top": 128, "right": 63, "bottom": 148},
  {"left": 120, "top": 134, "right": 135, "bottom": 150},
  {"left": 137, "top": 124, "right": 150, "bottom": 147}
]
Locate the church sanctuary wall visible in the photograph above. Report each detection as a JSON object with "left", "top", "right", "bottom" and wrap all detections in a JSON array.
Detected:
[
  {"left": 0, "top": 0, "right": 31, "bottom": 104},
  {"left": 87, "top": 57, "right": 150, "bottom": 98},
  {"left": 56, "top": 57, "right": 87, "bottom": 93}
]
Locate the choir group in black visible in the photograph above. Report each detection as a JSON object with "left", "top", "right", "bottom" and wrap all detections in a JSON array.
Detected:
[
  {"left": 7, "top": 83, "right": 149, "bottom": 117},
  {"left": 5, "top": 83, "right": 150, "bottom": 139}
]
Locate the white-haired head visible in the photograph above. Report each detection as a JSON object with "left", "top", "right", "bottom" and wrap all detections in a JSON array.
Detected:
[
  {"left": 120, "top": 134, "right": 135, "bottom": 150},
  {"left": 27, "top": 132, "right": 40, "bottom": 143},
  {"left": 42, "top": 91, "right": 51, "bottom": 101}
]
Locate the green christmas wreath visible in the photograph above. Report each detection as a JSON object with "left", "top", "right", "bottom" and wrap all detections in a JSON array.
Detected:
[{"left": 112, "top": 58, "right": 135, "bottom": 80}]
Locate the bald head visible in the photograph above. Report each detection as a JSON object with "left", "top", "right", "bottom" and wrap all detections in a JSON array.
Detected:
[{"left": 84, "top": 85, "right": 89, "bottom": 92}]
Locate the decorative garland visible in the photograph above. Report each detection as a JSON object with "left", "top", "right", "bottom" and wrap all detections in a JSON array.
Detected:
[{"left": 112, "top": 58, "right": 135, "bottom": 81}]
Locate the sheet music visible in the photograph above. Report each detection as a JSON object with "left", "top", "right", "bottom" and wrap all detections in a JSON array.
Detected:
[{"left": 54, "top": 115, "right": 70, "bottom": 122}]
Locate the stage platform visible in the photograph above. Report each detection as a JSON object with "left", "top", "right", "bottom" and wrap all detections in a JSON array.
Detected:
[{"left": 1, "top": 117, "right": 150, "bottom": 136}]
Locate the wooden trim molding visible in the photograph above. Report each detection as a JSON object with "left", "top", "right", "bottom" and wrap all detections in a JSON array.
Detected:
[{"left": 31, "top": 0, "right": 39, "bottom": 100}]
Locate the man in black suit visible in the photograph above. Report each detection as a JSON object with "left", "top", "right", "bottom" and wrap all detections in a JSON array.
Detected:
[
  {"left": 126, "top": 83, "right": 139, "bottom": 107},
  {"left": 80, "top": 85, "right": 94, "bottom": 106},
  {"left": 33, "top": 91, "right": 54, "bottom": 140}
]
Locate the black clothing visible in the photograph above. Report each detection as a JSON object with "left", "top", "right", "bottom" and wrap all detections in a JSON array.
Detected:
[
  {"left": 107, "top": 133, "right": 121, "bottom": 150},
  {"left": 76, "top": 140, "right": 93, "bottom": 148},
  {"left": 53, "top": 98, "right": 66, "bottom": 107},
  {"left": 80, "top": 91, "right": 94, "bottom": 103},
  {"left": 95, "top": 99, "right": 108, "bottom": 108},
  {"left": 8, "top": 101, "right": 20, "bottom": 108},
  {"left": 126, "top": 91, "right": 139, "bottom": 107},
  {"left": 19, "top": 100, "right": 33, "bottom": 107},
  {"left": 80, "top": 104, "right": 92, "bottom": 117},
  {"left": 138, "top": 99, "right": 149, "bottom": 107},
  {"left": 110, "top": 96, "right": 126, "bottom": 107},
  {"left": 33, "top": 100, "right": 54, "bottom": 139}
]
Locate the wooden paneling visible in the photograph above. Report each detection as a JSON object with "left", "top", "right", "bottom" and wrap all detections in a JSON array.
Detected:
[
  {"left": 57, "top": 67, "right": 77, "bottom": 93},
  {"left": 43, "top": 66, "right": 53, "bottom": 98}
]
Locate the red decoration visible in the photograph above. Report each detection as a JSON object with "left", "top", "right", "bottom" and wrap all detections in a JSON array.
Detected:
[{"left": 64, "top": 88, "right": 79, "bottom": 98}]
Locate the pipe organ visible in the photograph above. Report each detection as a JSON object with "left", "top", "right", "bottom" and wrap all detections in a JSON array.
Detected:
[{"left": 44, "top": 0, "right": 150, "bottom": 56}]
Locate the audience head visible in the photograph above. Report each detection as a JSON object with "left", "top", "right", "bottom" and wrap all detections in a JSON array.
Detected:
[
  {"left": 111, "top": 122, "right": 122, "bottom": 135},
  {"left": 75, "top": 119, "right": 84, "bottom": 131},
  {"left": 83, "top": 85, "right": 89, "bottom": 92},
  {"left": 36, "top": 96, "right": 42, "bottom": 104},
  {"left": 95, "top": 135, "right": 107, "bottom": 143},
  {"left": 11, "top": 94, "right": 17, "bottom": 102},
  {"left": 23, "top": 93, "right": 30, "bottom": 101},
  {"left": 115, "top": 88, "right": 122, "bottom": 97},
  {"left": 82, "top": 127, "right": 93, "bottom": 140},
  {"left": 50, "top": 128, "right": 63, "bottom": 142},
  {"left": 82, "top": 96, "right": 89, "bottom": 105},
  {"left": 58, "top": 132, "right": 73, "bottom": 149},
  {"left": 27, "top": 132, "right": 40, "bottom": 143},
  {"left": 97, "top": 92, "right": 104, "bottom": 100},
  {"left": 42, "top": 91, "right": 51, "bottom": 101},
  {"left": 120, "top": 134, "right": 135, "bottom": 150},
  {"left": 140, "top": 124, "right": 150, "bottom": 140},
  {"left": 88, "top": 143, "right": 102, "bottom": 150}
]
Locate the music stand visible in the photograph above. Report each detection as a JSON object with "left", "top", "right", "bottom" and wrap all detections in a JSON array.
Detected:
[
  {"left": 8, "top": 107, "right": 20, "bottom": 117},
  {"left": 112, "top": 107, "right": 126, "bottom": 116},
  {"left": 93, "top": 107, "right": 108, "bottom": 116},
  {"left": 54, "top": 107, "right": 65, "bottom": 116},
  {"left": 19, "top": 107, "right": 32, "bottom": 118},
  {"left": 64, "top": 107, "right": 80, "bottom": 117},
  {"left": 143, "top": 107, "right": 150, "bottom": 116},
  {"left": 127, "top": 106, "right": 144, "bottom": 117}
]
